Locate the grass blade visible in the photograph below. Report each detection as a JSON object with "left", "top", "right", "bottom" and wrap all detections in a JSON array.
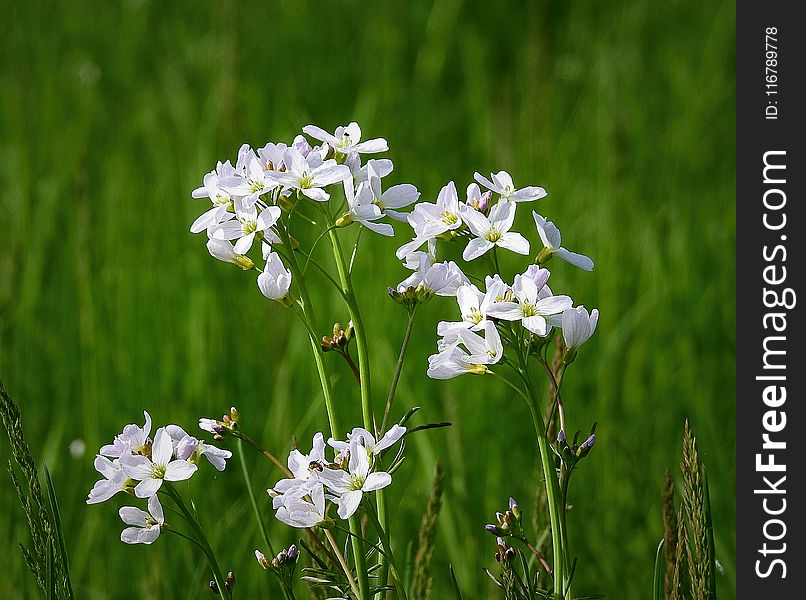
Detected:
[{"left": 653, "top": 539, "right": 665, "bottom": 600}]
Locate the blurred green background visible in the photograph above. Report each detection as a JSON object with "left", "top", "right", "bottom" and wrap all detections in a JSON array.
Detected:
[{"left": 1, "top": 0, "right": 735, "bottom": 598}]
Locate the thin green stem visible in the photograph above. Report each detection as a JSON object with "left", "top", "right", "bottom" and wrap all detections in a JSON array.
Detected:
[
  {"left": 348, "top": 517, "right": 372, "bottom": 600},
  {"left": 324, "top": 528, "right": 361, "bottom": 598},
  {"left": 327, "top": 226, "right": 373, "bottom": 600},
  {"left": 365, "top": 503, "right": 409, "bottom": 600},
  {"left": 163, "top": 483, "right": 232, "bottom": 600},
  {"left": 234, "top": 431, "right": 290, "bottom": 476},
  {"left": 237, "top": 438, "right": 275, "bottom": 556},
  {"left": 327, "top": 228, "right": 373, "bottom": 430},
  {"left": 381, "top": 306, "right": 418, "bottom": 434},
  {"left": 278, "top": 219, "right": 341, "bottom": 438},
  {"left": 516, "top": 350, "right": 567, "bottom": 600}
]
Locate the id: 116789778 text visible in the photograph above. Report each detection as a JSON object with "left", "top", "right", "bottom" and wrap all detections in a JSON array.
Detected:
[{"left": 765, "top": 27, "right": 779, "bottom": 120}]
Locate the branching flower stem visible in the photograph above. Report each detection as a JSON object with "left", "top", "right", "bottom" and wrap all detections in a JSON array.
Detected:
[
  {"left": 514, "top": 344, "right": 568, "bottom": 600},
  {"left": 162, "top": 483, "right": 232, "bottom": 600}
]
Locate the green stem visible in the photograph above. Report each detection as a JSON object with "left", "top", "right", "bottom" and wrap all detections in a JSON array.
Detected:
[
  {"left": 381, "top": 306, "right": 418, "bottom": 434},
  {"left": 327, "top": 228, "right": 373, "bottom": 430},
  {"left": 278, "top": 219, "right": 341, "bottom": 438},
  {"left": 163, "top": 483, "right": 232, "bottom": 600},
  {"left": 324, "top": 528, "right": 361, "bottom": 598},
  {"left": 517, "top": 353, "right": 567, "bottom": 600},
  {"left": 326, "top": 227, "right": 373, "bottom": 600},
  {"left": 348, "top": 517, "right": 372, "bottom": 600},
  {"left": 365, "top": 504, "right": 409, "bottom": 600},
  {"left": 237, "top": 438, "right": 275, "bottom": 556}
]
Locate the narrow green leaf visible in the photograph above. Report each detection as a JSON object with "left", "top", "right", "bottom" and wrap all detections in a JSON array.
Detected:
[
  {"left": 448, "top": 564, "right": 464, "bottom": 600},
  {"left": 653, "top": 538, "right": 665, "bottom": 600},
  {"left": 702, "top": 466, "right": 717, "bottom": 599},
  {"left": 44, "top": 464, "right": 74, "bottom": 600}
]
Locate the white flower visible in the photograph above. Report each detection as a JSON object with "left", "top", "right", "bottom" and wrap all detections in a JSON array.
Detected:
[
  {"left": 319, "top": 441, "right": 391, "bottom": 519},
  {"left": 205, "top": 238, "right": 254, "bottom": 270},
  {"left": 268, "top": 148, "right": 351, "bottom": 201},
  {"left": 533, "top": 212, "right": 594, "bottom": 271},
  {"left": 460, "top": 201, "right": 530, "bottom": 261},
  {"left": 396, "top": 181, "right": 463, "bottom": 259},
  {"left": 427, "top": 321, "right": 503, "bottom": 380},
  {"left": 328, "top": 425, "right": 406, "bottom": 459},
  {"left": 190, "top": 161, "right": 237, "bottom": 233},
  {"left": 302, "top": 122, "right": 388, "bottom": 155},
  {"left": 257, "top": 252, "right": 292, "bottom": 301},
  {"left": 463, "top": 182, "right": 492, "bottom": 213},
  {"left": 474, "top": 170, "right": 547, "bottom": 203},
  {"left": 119, "top": 495, "right": 164, "bottom": 545},
  {"left": 562, "top": 306, "right": 599, "bottom": 350},
  {"left": 345, "top": 152, "right": 393, "bottom": 183},
  {"left": 367, "top": 160, "right": 419, "bottom": 222},
  {"left": 209, "top": 199, "right": 281, "bottom": 255},
  {"left": 275, "top": 483, "right": 328, "bottom": 528},
  {"left": 397, "top": 251, "right": 468, "bottom": 297},
  {"left": 486, "top": 274, "right": 572, "bottom": 336},
  {"left": 86, "top": 456, "right": 128, "bottom": 504},
  {"left": 220, "top": 145, "right": 280, "bottom": 208},
  {"left": 436, "top": 278, "right": 506, "bottom": 335},
  {"left": 427, "top": 346, "right": 489, "bottom": 380},
  {"left": 342, "top": 179, "right": 394, "bottom": 236},
  {"left": 99, "top": 411, "right": 152, "bottom": 458},
  {"left": 120, "top": 427, "right": 198, "bottom": 498},
  {"left": 270, "top": 433, "right": 328, "bottom": 509},
  {"left": 164, "top": 425, "right": 233, "bottom": 471}
]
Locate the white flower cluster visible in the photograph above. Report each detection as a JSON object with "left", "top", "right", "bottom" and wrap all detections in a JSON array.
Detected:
[
  {"left": 190, "top": 122, "right": 422, "bottom": 302},
  {"left": 269, "top": 425, "right": 405, "bottom": 525},
  {"left": 387, "top": 168, "right": 597, "bottom": 379},
  {"left": 86, "top": 411, "right": 232, "bottom": 544}
]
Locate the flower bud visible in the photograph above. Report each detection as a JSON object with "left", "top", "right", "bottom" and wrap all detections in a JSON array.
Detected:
[
  {"left": 508, "top": 497, "right": 521, "bottom": 520},
  {"left": 229, "top": 407, "right": 240, "bottom": 424},
  {"left": 225, "top": 571, "right": 236, "bottom": 591},
  {"left": 535, "top": 246, "right": 554, "bottom": 265},
  {"left": 477, "top": 190, "right": 492, "bottom": 213},
  {"left": 255, "top": 550, "right": 270, "bottom": 569},
  {"left": 577, "top": 434, "right": 596, "bottom": 457},
  {"left": 321, "top": 336, "right": 334, "bottom": 352},
  {"left": 209, "top": 580, "right": 220, "bottom": 595},
  {"left": 335, "top": 213, "right": 354, "bottom": 228},
  {"left": 485, "top": 523, "right": 505, "bottom": 536}
]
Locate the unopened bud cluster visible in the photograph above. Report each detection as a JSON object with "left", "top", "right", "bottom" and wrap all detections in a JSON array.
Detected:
[
  {"left": 485, "top": 497, "right": 524, "bottom": 539},
  {"left": 199, "top": 407, "right": 240, "bottom": 440},
  {"left": 321, "top": 322, "right": 354, "bottom": 352},
  {"left": 555, "top": 426, "right": 596, "bottom": 465}
]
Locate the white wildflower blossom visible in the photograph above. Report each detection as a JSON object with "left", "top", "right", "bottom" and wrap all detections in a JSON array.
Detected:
[
  {"left": 86, "top": 456, "right": 129, "bottom": 504},
  {"left": 209, "top": 199, "right": 281, "bottom": 255},
  {"left": 460, "top": 200, "right": 530, "bottom": 261},
  {"left": 562, "top": 306, "right": 600, "bottom": 350},
  {"left": 267, "top": 147, "right": 351, "bottom": 202},
  {"left": 257, "top": 251, "right": 293, "bottom": 302},
  {"left": 275, "top": 483, "right": 328, "bottom": 529},
  {"left": 486, "top": 274, "right": 572, "bottom": 336},
  {"left": 474, "top": 170, "right": 547, "bottom": 203},
  {"left": 119, "top": 495, "right": 164, "bottom": 545},
  {"left": 319, "top": 440, "right": 392, "bottom": 519},
  {"left": 302, "top": 122, "right": 388, "bottom": 155},
  {"left": 99, "top": 411, "right": 152, "bottom": 458},
  {"left": 120, "top": 427, "right": 198, "bottom": 498},
  {"left": 533, "top": 212, "right": 594, "bottom": 271}
]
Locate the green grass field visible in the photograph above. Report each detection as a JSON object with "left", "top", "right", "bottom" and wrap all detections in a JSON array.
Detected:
[{"left": 1, "top": 1, "right": 735, "bottom": 598}]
